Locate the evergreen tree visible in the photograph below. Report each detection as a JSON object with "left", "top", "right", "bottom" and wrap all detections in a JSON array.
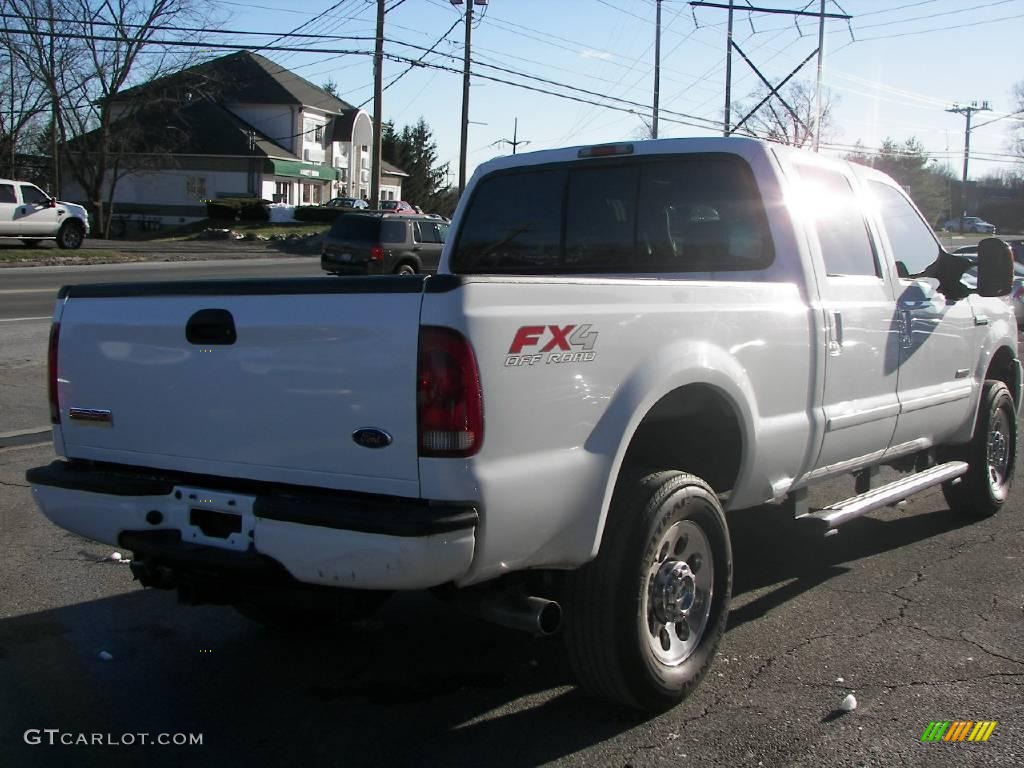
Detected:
[
  {"left": 381, "top": 117, "right": 450, "bottom": 211},
  {"left": 847, "top": 137, "right": 954, "bottom": 227}
]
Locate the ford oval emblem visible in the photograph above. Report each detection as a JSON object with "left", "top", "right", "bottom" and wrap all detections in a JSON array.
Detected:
[{"left": 352, "top": 428, "right": 393, "bottom": 449}]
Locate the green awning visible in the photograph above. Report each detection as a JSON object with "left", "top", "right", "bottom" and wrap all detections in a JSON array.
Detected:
[{"left": 264, "top": 159, "right": 338, "bottom": 181}]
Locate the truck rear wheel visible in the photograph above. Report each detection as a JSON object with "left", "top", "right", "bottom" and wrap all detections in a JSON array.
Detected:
[
  {"left": 564, "top": 471, "right": 732, "bottom": 711},
  {"left": 942, "top": 380, "right": 1016, "bottom": 518}
]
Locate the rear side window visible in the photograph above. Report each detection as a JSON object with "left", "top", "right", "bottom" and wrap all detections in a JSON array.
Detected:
[
  {"left": 0, "top": 184, "right": 15, "bottom": 203},
  {"left": 328, "top": 215, "right": 379, "bottom": 241},
  {"left": 451, "top": 156, "right": 773, "bottom": 274},
  {"left": 415, "top": 221, "right": 446, "bottom": 244},
  {"left": 868, "top": 181, "right": 939, "bottom": 277},
  {"left": 794, "top": 165, "right": 878, "bottom": 277},
  {"left": 380, "top": 220, "right": 406, "bottom": 244}
]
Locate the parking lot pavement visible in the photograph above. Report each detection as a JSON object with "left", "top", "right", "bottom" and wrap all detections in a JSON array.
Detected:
[{"left": 1, "top": 443, "right": 1021, "bottom": 767}]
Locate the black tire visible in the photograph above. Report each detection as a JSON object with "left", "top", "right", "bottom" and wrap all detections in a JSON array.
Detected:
[
  {"left": 394, "top": 262, "right": 416, "bottom": 276},
  {"left": 21, "top": 239, "right": 42, "bottom": 248},
  {"left": 564, "top": 471, "right": 732, "bottom": 711},
  {"left": 235, "top": 589, "right": 392, "bottom": 631},
  {"left": 942, "top": 380, "right": 1017, "bottom": 518},
  {"left": 56, "top": 220, "right": 84, "bottom": 250}
]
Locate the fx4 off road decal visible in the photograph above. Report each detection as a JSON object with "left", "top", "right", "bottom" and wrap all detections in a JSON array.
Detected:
[{"left": 505, "top": 324, "right": 599, "bottom": 367}]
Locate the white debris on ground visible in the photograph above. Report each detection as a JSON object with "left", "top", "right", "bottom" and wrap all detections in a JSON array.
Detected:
[
  {"left": 839, "top": 693, "right": 858, "bottom": 712},
  {"left": 106, "top": 552, "right": 131, "bottom": 563},
  {"left": 109, "top": 552, "right": 122, "bottom": 561},
  {"left": 98, "top": 651, "right": 113, "bottom": 662},
  {"left": 835, "top": 676, "right": 845, "bottom": 683}
]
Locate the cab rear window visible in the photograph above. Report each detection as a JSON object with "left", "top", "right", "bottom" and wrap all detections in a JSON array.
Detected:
[{"left": 451, "top": 155, "right": 774, "bottom": 274}]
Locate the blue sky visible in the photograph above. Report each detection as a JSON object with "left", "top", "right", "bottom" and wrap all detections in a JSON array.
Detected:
[{"left": 211, "top": 0, "right": 1024, "bottom": 183}]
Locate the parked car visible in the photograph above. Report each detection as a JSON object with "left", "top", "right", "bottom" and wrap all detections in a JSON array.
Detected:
[
  {"left": 954, "top": 243, "right": 1024, "bottom": 325},
  {"left": 324, "top": 197, "right": 368, "bottom": 210},
  {"left": 320, "top": 212, "right": 449, "bottom": 275},
  {"left": 0, "top": 178, "right": 89, "bottom": 248},
  {"left": 944, "top": 216, "right": 996, "bottom": 234},
  {"left": 379, "top": 200, "right": 417, "bottom": 215}
]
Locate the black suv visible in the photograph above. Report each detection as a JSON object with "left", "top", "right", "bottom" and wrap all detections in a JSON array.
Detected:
[{"left": 321, "top": 212, "right": 449, "bottom": 275}]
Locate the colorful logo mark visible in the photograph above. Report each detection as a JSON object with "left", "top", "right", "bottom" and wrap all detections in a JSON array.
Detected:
[{"left": 921, "top": 721, "right": 998, "bottom": 742}]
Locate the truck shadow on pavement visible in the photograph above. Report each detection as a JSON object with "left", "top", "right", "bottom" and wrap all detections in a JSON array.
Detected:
[
  {"left": 0, "top": 492, "right": 979, "bottom": 768},
  {"left": 726, "top": 495, "right": 975, "bottom": 630}
]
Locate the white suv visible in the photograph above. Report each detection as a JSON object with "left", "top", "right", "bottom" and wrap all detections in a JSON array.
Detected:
[{"left": 0, "top": 179, "right": 90, "bottom": 249}]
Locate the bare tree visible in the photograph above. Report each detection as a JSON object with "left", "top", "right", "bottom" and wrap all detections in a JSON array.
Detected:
[
  {"left": 0, "top": 5, "right": 59, "bottom": 180},
  {"left": 735, "top": 81, "right": 837, "bottom": 148},
  {"left": 1012, "top": 80, "right": 1024, "bottom": 163},
  {"left": 3, "top": 0, "right": 217, "bottom": 235}
]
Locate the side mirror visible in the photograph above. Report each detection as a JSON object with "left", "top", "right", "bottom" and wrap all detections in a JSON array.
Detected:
[
  {"left": 48, "top": 197, "right": 57, "bottom": 208},
  {"left": 976, "top": 237, "right": 1014, "bottom": 297}
]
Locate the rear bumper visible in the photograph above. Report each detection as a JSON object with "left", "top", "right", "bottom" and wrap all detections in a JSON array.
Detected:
[
  {"left": 27, "top": 461, "right": 477, "bottom": 590},
  {"left": 320, "top": 254, "right": 385, "bottom": 275}
]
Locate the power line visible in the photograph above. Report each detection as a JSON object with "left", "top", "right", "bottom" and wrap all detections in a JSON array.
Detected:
[{"left": 357, "top": 15, "right": 460, "bottom": 108}]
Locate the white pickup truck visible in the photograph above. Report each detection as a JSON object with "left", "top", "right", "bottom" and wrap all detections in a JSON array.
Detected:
[
  {"left": 27, "top": 138, "right": 1019, "bottom": 711},
  {"left": 0, "top": 178, "right": 89, "bottom": 248}
]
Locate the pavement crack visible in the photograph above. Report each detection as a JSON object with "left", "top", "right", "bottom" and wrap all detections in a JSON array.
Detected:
[{"left": 0, "top": 479, "right": 29, "bottom": 488}]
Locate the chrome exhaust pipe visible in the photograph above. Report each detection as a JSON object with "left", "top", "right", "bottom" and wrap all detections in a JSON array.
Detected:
[{"left": 445, "top": 590, "right": 562, "bottom": 636}]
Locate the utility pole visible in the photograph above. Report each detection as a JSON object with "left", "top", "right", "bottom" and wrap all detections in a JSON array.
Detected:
[
  {"left": 653, "top": 0, "right": 662, "bottom": 138},
  {"left": 494, "top": 118, "right": 530, "bottom": 154},
  {"left": 369, "top": 0, "right": 385, "bottom": 210},
  {"left": 453, "top": 0, "right": 479, "bottom": 193},
  {"left": 723, "top": 0, "right": 734, "bottom": 136},
  {"left": 946, "top": 101, "right": 991, "bottom": 218},
  {"left": 812, "top": 0, "right": 826, "bottom": 152},
  {"left": 8, "top": 47, "right": 14, "bottom": 176},
  {"left": 47, "top": 0, "right": 58, "bottom": 195}
]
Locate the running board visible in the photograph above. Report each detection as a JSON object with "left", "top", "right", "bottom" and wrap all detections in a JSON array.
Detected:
[{"left": 797, "top": 461, "right": 969, "bottom": 535}]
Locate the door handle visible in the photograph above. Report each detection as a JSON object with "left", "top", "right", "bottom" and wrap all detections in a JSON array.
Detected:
[
  {"left": 899, "top": 309, "right": 913, "bottom": 348},
  {"left": 186, "top": 309, "right": 237, "bottom": 345},
  {"left": 828, "top": 311, "right": 843, "bottom": 356}
]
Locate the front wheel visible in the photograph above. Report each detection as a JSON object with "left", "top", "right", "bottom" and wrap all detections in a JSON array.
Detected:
[
  {"left": 394, "top": 263, "right": 416, "bottom": 276},
  {"left": 56, "top": 221, "right": 84, "bottom": 249},
  {"left": 564, "top": 471, "right": 732, "bottom": 711},
  {"left": 942, "top": 380, "right": 1017, "bottom": 518}
]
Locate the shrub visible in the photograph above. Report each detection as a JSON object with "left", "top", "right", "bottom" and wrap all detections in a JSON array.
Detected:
[
  {"left": 293, "top": 206, "right": 346, "bottom": 223},
  {"left": 205, "top": 197, "right": 270, "bottom": 222}
]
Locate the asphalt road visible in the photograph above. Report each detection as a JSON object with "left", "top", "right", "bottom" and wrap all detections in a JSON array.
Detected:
[{"left": 0, "top": 443, "right": 1021, "bottom": 767}]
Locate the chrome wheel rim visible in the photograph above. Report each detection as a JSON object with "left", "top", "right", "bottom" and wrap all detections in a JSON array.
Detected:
[
  {"left": 643, "top": 519, "right": 714, "bottom": 666},
  {"left": 987, "top": 407, "right": 1013, "bottom": 501}
]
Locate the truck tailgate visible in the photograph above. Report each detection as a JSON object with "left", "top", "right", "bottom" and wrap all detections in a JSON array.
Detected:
[{"left": 55, "top": 278, "right": 423, "bottom": 497}]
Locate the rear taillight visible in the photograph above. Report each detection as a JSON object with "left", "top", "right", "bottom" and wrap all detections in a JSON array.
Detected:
[
  {"left": 48, "top": 322, "right": 60, "bottom": 424},
  {"left": 417, "top": 327, "right": 483, "bottom": 457},
  {"left": 370, "top": 245, "right": 384, "bottom": 261}
]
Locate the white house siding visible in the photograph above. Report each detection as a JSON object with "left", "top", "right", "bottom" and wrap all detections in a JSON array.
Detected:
[{"left": 63, "top": 162, "right": 251, "bottom": 225}]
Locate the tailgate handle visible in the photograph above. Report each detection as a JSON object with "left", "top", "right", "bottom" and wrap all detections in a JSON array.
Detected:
[{"left": 186, "top": 309, "right": 237, "bottom": 345}]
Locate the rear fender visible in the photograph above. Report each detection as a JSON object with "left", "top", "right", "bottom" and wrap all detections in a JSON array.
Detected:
[{"left": 584, "top": 340, "right": 758, "bottom": 558}]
